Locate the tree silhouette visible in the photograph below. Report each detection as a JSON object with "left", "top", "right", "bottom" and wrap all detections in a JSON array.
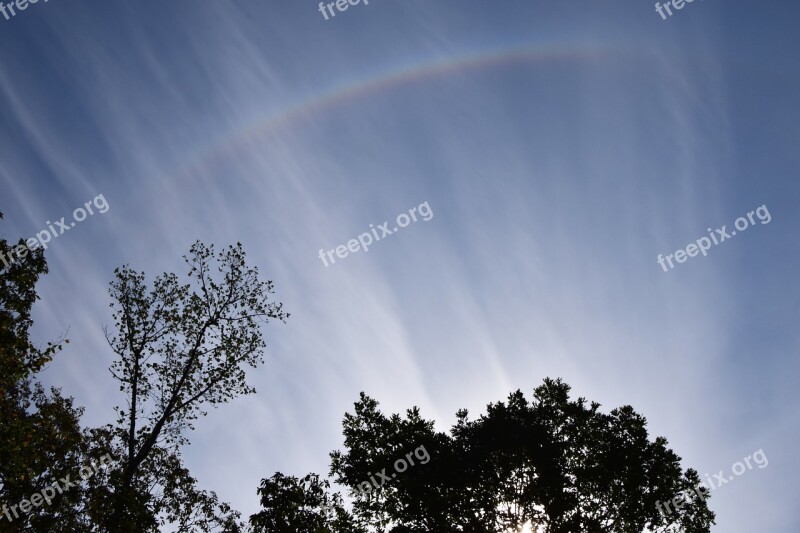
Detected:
[
  {"left": 0, "top": 218, "right": 289, "bottom": 531},
  {"left": 0, "top": 212, "right": 87, "bottom": 531},
  {"left": 100, "top": 241, "right": 289, "bottom": 531},
  {"left": 250, "top": 472, "right": 362, "bottom": 533},
  {"left": 254, "top": 380, "right": 715, "bottom": 532}
]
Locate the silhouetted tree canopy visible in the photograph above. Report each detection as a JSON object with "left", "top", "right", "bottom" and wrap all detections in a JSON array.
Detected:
[
  {"left": 250, "top": 472, "right": 361, "bottom": 533},
  {"left": 0, "top": 215, "right": 288, "bottom": 532},
  {"left": 254, "top": 381, "right": 715, "bottom": 532},
  {"left": 101, "top": 241, "right": 289, "bottom": 531},
  {"left": 0, "top": 212, "right": 88, "bottom": 531}
]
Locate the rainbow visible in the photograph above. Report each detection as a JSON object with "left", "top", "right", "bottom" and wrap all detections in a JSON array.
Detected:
[{"left": 169, "top": 39, "right": 609, "bottom": 178}]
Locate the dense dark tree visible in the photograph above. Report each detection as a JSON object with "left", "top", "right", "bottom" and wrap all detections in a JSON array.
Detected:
[
  {"left": 254, "top": 380, "right": 715, "bottom": 532},
  {"left": 0, "top": 212, "right": 88, "bottom": 531},
  {"left": 250, "top": 472, "right": 362, "bottom": 533}
]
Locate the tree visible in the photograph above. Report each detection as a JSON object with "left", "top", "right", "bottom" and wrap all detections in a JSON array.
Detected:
[
  {"left": 442, "top": 380, "right": 715, "bottom": 532},
  {"left": 0, "top": 212, "right": 88, "bottom": 531},
  {"left": 0, "top": 208, "right": 289, "bottom": 531},
  {"left": 250, "top": 472, "right": 362, "bottom": 533},
  {"left": 100, "top": 241, "right": 289, "bottom": 531},
  {"left": 254, "top": 379, "right": 715, "bottom": 532}
]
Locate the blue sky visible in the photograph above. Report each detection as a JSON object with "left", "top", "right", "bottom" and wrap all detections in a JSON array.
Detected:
[{"left": 1, "top": 0, "right": 798, "bottom": 530}]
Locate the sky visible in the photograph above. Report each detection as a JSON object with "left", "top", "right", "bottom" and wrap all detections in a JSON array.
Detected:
[{"left": 1, "top": 0, "right": 798, "bottom": 530}]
